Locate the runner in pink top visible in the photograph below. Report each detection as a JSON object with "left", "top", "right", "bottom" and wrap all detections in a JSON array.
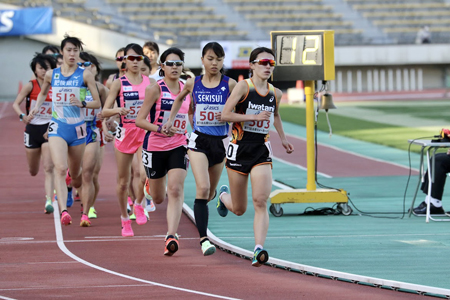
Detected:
[
  {"left": 102, "top": 43, "right": 150, "bottom": 237},
  {"left": 136, "top": 47, "right": 192, "bottom": 256}
]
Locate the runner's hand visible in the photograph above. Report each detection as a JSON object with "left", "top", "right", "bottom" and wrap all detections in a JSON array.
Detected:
[
  {"left": 255, "top": 111, "right": 271, "bottom": 121},
  {"left": 117, "top": 107, "right": 129, "bottom": 116},
  {"left": 104, "top": 131, "right": 114, "bottom": 142},
  {"left": 162, "top": 122, "right": 173, "bottom": 135},
  {"left": 282, "top": 140, "right": 294, "bottom": 154},
  {"left": 70, "top": 96, "right": 83, "bottom": 107}
]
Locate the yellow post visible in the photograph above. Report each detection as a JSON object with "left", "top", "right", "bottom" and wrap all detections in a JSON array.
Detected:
[{"left": 304, "top": 80, "right": 316, "bottom": 191}]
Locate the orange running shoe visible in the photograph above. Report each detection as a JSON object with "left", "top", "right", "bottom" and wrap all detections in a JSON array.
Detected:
[{"left": 164, "top": 234, "right": 179, "bottom": 256}]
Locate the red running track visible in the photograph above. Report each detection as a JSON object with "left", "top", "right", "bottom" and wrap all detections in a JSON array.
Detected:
[{"left": 0, "top": 102, "right": 423, "bottom": 299}]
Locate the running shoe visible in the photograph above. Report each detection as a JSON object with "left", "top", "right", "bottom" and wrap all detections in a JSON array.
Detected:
[
  {"left": 145, "top": 199, "right": 156, "bottom": 212},
  {"left": 67, "top": 190, "right": 74, "bottom": 208},
  {"left": 44, "top": 199, "right": 54, "bottom": 214},
  {"left": 201, "top": 240, "right": 216, "bottom": 256},
  {"left": 127, "top": 196, "right": 134, "bottom": 207},
  {"left": 121, "top": 219, "right": 134, "bottom": 237},
  {"left": 217, "top": 185, "right": 229, "bottom": 217},
  {"left": 88, "top": 207, "right": 97, "bottom": 219},
  {"left": 164, "top": 234, "right": 179, "bottom": 256},
  {"left": 127, "top": 202, "right": 131, "bottom": 214},
  {"left": 74, "top": 190, "right": 80, "bottom": 202},
  {"left": 60, "top": 211, "right": 72, "bottom": 226},
  {"left": 144, "top": 178, "right": 151, "bottom": 200},
  {"left": 129, "top": 213, "right": 136, "bottom": 220},
  {"left": 134, "top": 204, "right": 147, "bottom": 225},
  {"left": 252, "top": 247, "right": 269, "bottom": 267},
  {"left": 65, "top": 170, "right": 72, "bottom": 186},
  {"left": 144, "top": 209, "right": 150, "bottom": 220},
  {"left": 80, "top": 214, "right": 91, "bottom": 227}
]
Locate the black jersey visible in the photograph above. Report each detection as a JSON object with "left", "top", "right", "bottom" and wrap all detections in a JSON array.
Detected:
[{"left": 230, "top": 79, "right": 277, "bottom": 144}]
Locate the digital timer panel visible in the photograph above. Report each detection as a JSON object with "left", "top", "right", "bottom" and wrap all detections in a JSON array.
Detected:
[{"left": 271, "top": 30, "right": 335, "bottom": 81}]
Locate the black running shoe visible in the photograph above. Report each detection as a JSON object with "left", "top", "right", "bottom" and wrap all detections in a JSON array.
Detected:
[{"left": 413, "top": 202, "right": 445, "bottom": 216}]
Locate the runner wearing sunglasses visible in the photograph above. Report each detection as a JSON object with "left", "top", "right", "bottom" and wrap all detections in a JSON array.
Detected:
[
  {"left": 106, "top": 47, "right": 126, "bottom": 89},
  {"left": 12, "top": 53, "right": 57, "bottom": 214},
  {"left": 162, "top": 42, "right": 237, "bottom": 256},
  {"left": 136, "top": 47, "right": 192, "bottom": 256},
  {"left": 29, "top": 35, "right": 101, "bottom": 226},
  {"left": 104, "top": 47, "right": 137, "bottom": 211},
  {"left": 102, "top": 43, "right": 150, "bottom": 237},
  {"left": 217, "top": 47, "right": 294, "bottom": 267}
]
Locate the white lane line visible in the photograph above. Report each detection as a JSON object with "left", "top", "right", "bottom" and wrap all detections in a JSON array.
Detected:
[
  {"left": 281, "top": 131, "right": 419, "bottom": 172},
  {"left": 272, "top": 180, "right": 294, "bottom": 190},
  {"left": 272, "top": 156, "right": 332, "bottom": 178},
  {"left": 0, "top": 284, "right": 151, "bottom": 292},
  {"left": 52, "top": 203, "right": 240, "bottom": 300},
  {"left": 0, "top": 295, "right": 16, "bottom": 300},
  {"left": 182, "top": 204, "right": 450, "bottom": 298}
]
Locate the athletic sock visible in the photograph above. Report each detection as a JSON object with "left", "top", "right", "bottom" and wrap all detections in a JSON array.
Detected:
[
  {"left": 121, "top": 215, "right": 130, "bottom": 221},
  {"left": 254, "top": 244, "right": 263, "bottom": 252},
  {"left": 194, "top": 199, "right": 209, "bottom": 239},
  {"left": 200, "top": 238, "right": 210, "bottom": 246}
]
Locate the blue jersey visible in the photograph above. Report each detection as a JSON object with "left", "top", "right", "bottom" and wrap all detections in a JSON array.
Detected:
[
  {"left": 192, "top": 75, "right": 230, "bottom": 136},
  {"left": 51, "top": 67, "right": 87, "bottom": 124}
]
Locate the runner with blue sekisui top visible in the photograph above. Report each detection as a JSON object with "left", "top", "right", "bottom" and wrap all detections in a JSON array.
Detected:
[
  {"left": 29, "top": 35, "right": 101, "bottom": 227},
  {"left": 217, "top": 47, "right": 294, "bottom": 267},
  {"left": 163, "top": 42, "right": 237, "bottom": 256}
]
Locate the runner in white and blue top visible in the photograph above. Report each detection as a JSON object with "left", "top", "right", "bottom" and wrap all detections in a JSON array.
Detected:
[
  {"left": 29, "top": 35, "right": 101, "bottom": 227},
  {"left": 162, "top": 42, "right": 237, "bottom": 256}
]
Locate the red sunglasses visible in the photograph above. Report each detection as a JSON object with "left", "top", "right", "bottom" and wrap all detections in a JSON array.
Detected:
[
  {"left": 251, "top": 59, "right": 276, "bottom": 67},
  {"left": 125, "top": 55, "right": 144, "bottom": 62}
]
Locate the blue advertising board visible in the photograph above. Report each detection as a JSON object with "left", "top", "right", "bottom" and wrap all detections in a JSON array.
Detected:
[{"left": 0, "top": 7, "right": 53, "bottom": 36}]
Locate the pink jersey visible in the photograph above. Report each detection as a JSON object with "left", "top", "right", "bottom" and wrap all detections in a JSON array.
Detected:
[
  {"left": 115, "top": 74, "right": 149, "bottom": 154},
  {"left": 143, "top": 80, "right": 191, "bottom": 152},
  {"left": 117, "top": 74, "right": 150, "bottom": 128}
]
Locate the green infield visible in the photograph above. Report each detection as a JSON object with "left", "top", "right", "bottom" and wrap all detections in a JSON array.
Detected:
[{"left": 279, "top": 100, "right": 450, "bottom": 152}]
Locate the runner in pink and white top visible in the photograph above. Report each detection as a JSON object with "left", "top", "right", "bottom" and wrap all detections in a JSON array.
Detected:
[
  {"left": 136, "top": 47, "right": 192, "bottom": 257},
  {"left": 102, "top": 43, "right": 150, "bottom": 237}
]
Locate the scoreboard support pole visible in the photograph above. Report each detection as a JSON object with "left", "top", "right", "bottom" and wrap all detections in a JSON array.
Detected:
[
  {"left": 268, "top": 30, "right": 351, "bottom": 217},
  {"left": 270, "top": 80, "right": 348, "bottom": 209}
]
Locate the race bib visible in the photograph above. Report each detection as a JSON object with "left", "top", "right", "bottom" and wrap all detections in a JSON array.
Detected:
[
  {"left": 31, "top": 99, "right": 52, "bottom": 119},
  {"left": 53, "top": 87, "right": 80, "bottom": 107},
  {"left": 265, "top": 141, "right": 273, "bottom": 158},
  {"left": 125, "top": 99, "right": 143, "bottom": 120},
  {"left": 142, "top": 150, "right": 152, "bottom": 168},
  {"left": 24, "top": 132, "right": 30, "bottom": 147},
  {"left": 75, "top": 123, "right": 87, "bottom": 139},
  {"left": 162, "top": 111, "right": 188, "bottom": 134},
  {"left": 243, "top": 108, "right": 274, "bottom": 134},
  {"left": 115, "top": 125, "right": 125, "bottom": 141},
  {"left": 226, "top": 142, "right": 239, "bottom": 161},
  {"left": 195, "top": 104, "right": 225, "bottom": 126},
  {"left": 48, "top": 120, "right": 58, "bottom": 134}
]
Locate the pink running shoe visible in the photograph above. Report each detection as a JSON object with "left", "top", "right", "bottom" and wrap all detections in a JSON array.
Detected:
[
  {"left": 65, "top": 170, "right": 72, "bottom": 186},
  {"left": 127, "top": 197, "right": 134, "bottom": 207},
  {"left": 134, "top": 204, "right": 147, "bottom": 225},
  {"left": 80, "top": 214, "right": 91, "bottom": 227},
  {"left": 61, "top": 211, "right": 72, "bottom": 226},
  {"left": 121, "top": 219, "right": 134, "bottom": 237}
]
